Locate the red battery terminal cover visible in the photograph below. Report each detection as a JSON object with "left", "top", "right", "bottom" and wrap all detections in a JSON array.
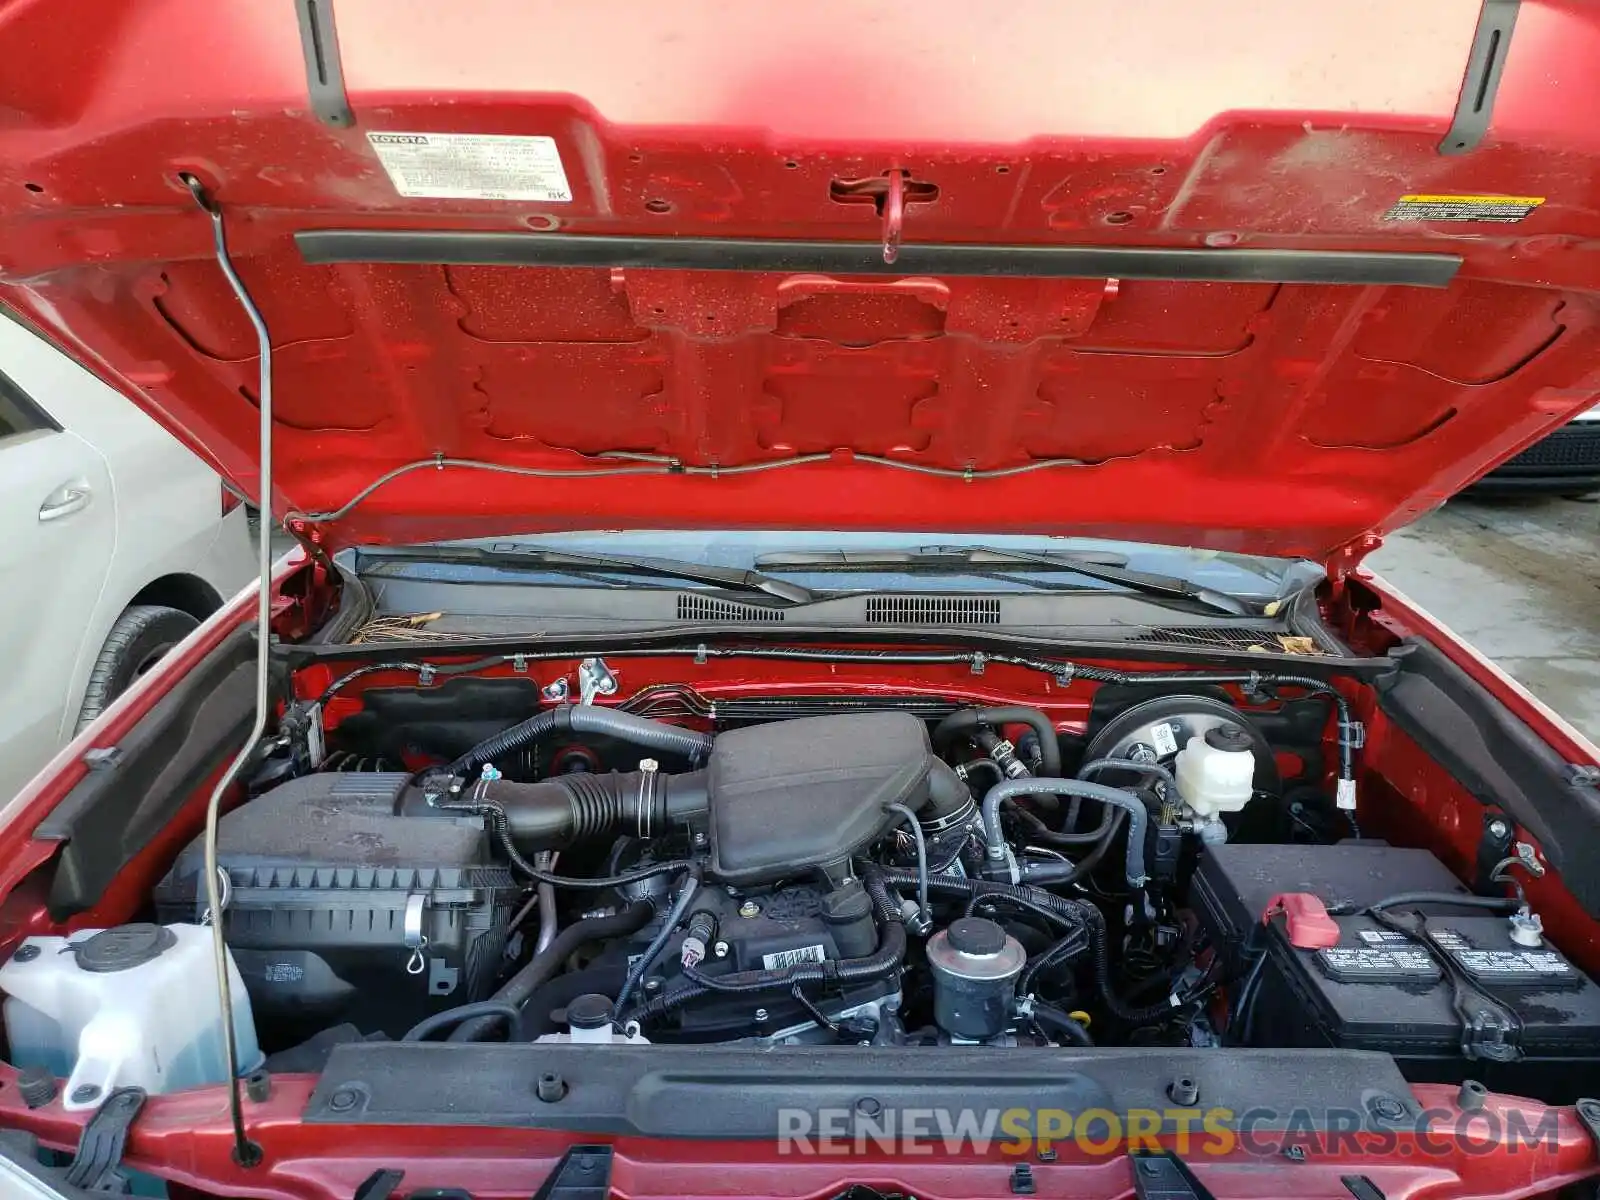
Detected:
[{"left": 1262, "top": 892, "right": 1341, "bottom": 949}]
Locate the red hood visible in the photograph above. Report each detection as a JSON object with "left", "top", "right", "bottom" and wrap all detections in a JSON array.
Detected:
[{"left": 3, "top": 0, "right": 1600, "bottom": 564}]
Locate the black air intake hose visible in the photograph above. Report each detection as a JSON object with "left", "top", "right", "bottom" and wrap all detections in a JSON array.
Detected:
[
  {"left": 424, "top": 768, "right": 710, "bottom": 850},
  {"left": 924, "top": 757, "right": 978, "bottom": 825},
  {"left": 932, "top": 706, "right": 1062, "bottom": 777},
  {"left": 430, "top": 747, "right": 959, "bottom": 857},
  {"left": 446, "top": 704, "right": 715, "bottom": 778}
]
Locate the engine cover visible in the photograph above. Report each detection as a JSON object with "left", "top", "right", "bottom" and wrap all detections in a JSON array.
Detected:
[{"left": 706, "top": 711, "right": 932, "bottom": 885}]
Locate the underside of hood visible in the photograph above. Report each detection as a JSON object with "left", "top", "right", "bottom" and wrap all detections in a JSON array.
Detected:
[{"left": 2, "top": 0, "right": 1600, "bottom": 565}]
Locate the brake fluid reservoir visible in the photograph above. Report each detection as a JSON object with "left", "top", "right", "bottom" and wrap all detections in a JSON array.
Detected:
[
  {"left": 1174, "top": 726, "right": 1256, "bottom": 818},
  {"left": 0, "top": 923, "right": 261, "bottom": 1111}
]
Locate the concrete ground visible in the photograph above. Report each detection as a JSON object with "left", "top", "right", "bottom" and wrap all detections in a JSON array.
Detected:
[{"left": 1369, "top": 496, "right": 1600, "bottom": 743}]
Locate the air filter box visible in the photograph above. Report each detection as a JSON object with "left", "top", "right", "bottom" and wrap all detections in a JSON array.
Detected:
[{"left": 155, "top": 772, "right": 517, "bottom": 1043}]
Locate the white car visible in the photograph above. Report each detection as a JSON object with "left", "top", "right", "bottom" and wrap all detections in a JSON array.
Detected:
[{"left": 0, "top": 315, "right": 256, "bottom": 803}]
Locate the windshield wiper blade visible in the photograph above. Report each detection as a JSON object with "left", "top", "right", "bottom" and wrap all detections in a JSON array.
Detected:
[
  {"left": 945, "top": 546, "right": 1255, "bottom": 615},
  {"left": 369, "top": 545, "right": 815, "bottom": 604},
  {"left": 755, "top": 545, "right": 1251, "bottom": 616}
]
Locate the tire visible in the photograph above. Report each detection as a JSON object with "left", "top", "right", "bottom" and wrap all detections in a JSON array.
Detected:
[{"left": 74, "top": 605, "right": 200, "bottom": 733}]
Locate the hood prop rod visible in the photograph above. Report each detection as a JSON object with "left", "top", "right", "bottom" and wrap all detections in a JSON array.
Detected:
[{"left": 181, "top": 173, "right": 269, "bottom": 1170}]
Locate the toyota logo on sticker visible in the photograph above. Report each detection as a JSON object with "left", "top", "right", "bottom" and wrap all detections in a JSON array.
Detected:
[{"left": 370, "top": 133, "right": 429, "bottom": 145}]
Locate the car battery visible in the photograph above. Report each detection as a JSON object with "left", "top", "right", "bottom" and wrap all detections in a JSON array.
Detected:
[
  {"left": 155, "top": 771, "right": 518, "bottom": 1044},
  {"left": 1190, "top": 842, "right": 1600, "bottom": 1102}
]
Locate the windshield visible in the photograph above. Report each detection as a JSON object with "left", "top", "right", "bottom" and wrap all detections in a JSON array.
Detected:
[{"left": 356, "top": 531, "right": 1310, "bottom": 600}]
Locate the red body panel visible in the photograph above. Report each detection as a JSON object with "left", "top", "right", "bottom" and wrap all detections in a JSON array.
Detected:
[
  {"left": 4, "top": 6, "right": 1600, "bottom": 1196},
  {"left": 3, "top": 2, "right": 1600, "bottom": 556}
]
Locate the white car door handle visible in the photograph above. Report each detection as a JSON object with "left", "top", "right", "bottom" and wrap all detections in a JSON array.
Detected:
[{"left": 39, "top": 482, "right": 93, "bottom": 522}]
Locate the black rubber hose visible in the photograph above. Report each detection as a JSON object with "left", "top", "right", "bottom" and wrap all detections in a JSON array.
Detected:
[
  {"left": 980, "top": 778, "right": 1149, "bottom": 885},
  {"left": 1031, "top": 1002, "right": 1094, "bottom": 1046},
  {"left": 445, "top": 769, "right": 709, "bottom": 851},
  {"left": 1016, "top": 811, "right": 1127, "bottom": 886},
  {"left": 1009, "top": 801, "right": 1117, "bottom": 847},
  {"left": 447, "top": 704, "right": 715, "bottom": 778},
  {"left": 614, "top": 868, "right": 701, "bottom": 1015},
  {"left": 1019, "top": 931, "right": 1088, "bottom": 996},
  {"left": 886, "top": 803, "right": 929, "bottom": 925},
  {"left": 435, "top": 791, "right": 704, "bottom": 886},
  {"left": 879, "top": 869, "right": 1087, "bottom": 929},
  {"left": 681, "top": 923, "right": 909, "bottom": 997},
  {"left": 450, "top": 900, "right": 653, "bottom": 1042},
  {"left": 1076, "top": 758, "right": 1178, "bottom": 792},
  {"left": 402, "top": 1001, "right": 522, "bottom": 1042},
  {"left": 959, "top": 758, "right": 1005, "bottom": 787},
  {"left": 933, "top": 707, "right": 1062, "bottom": 777},
  {"left": 1065, "top": 760, "right": 1171, "bottom": 836}
]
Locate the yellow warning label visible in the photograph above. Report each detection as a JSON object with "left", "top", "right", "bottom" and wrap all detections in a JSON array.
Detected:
[{"left": 1383, "top": 194, "right": 1545, "bottom": 223}]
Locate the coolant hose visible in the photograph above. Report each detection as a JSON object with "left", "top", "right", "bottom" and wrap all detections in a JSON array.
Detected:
[
  {"left": 980, "top": 778, "right": 1150, "bottom": 886},
  {"left": 450, "top": 900, "right": 654, "bottom": 1042},
  {"left": 1031, "top": 1002, "right": 1094, "bottom": 1047},
  {"left": 1065, "top": 759, "right": 1175, "bottom": 837},
  {"left": 1010, "top": 802, "right": 1116, "bottom": 848},
  {"left": 933, "top": 707, "right": 1062, "bottom": 778},
  {"left": 1015, "top": 811, "right": 1127, "bottom": 887},
  {"left": 402, "top": 1001, "right": 522, "bottom": 1042},
  {"left": 447, "top": 704, "right": 715, "bottom": 778}
]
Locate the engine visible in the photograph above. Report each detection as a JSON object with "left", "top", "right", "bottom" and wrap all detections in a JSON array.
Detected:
[{"left": 152, "top": 680, "right": 1600, "bottom": 1103}]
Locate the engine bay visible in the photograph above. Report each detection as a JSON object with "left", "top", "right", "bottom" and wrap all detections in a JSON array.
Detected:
[{"left": 121, "top": 647, "right": 1600, "bottom": 1103}]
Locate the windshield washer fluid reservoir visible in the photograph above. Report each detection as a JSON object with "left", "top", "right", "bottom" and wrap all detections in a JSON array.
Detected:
[
  {"left": 1174, "top": 726, "right": 1256, "bottom": 818},
  {"left": 0, "top": 923, "right": 261, "bottom": 1111}
]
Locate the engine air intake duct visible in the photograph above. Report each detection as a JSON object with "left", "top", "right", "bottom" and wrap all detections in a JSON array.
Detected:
[{"left": 449, "top": 711, "right": 959, "bottom": 884}]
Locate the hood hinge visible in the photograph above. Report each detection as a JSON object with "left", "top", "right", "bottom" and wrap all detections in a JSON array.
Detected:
[{"left": 1323, "top": 533, "right": 1384, "bottom": 594}]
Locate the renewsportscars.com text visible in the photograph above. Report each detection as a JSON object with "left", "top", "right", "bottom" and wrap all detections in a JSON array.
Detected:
[{"left": 775, "top": 1105, "right": 1564, "bottom": 1157}]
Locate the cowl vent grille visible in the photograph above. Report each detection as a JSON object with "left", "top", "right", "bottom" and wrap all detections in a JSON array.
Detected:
[
  {"left": 676, "top": 594, "right": 786, "bottom": 622},
  {"left": 1129, "top": 626, "right": 1326, "bottom": 653},
  {"left": 865, "top": 596, "right": 1002, "bottom": 625}
]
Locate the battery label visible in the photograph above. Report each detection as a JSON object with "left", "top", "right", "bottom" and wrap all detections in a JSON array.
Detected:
[
  {"left": 1357, "top": 929, "right": 1412, "bottom": 945},
  {"left": 1316, "top": 945, "right": 1441, "bottom": 983},
  {"left": 1429, "top": 929, "right": 1579, "bottom": 985}
]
